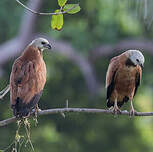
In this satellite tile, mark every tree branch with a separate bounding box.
[0,85,10,99]
[16,0,79,16]
[89,39,153,62]
[0,0,99,95]
[1,108,153,127]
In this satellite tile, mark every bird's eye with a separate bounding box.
[41,42,46,45]
[136,59,139,62]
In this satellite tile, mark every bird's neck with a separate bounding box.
[120,53,136,68]
[21,46,43,61]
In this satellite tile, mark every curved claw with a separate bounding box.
[129,109,137,117]
[112,106,121,116]
[129,100,136,117]
[34,105,41,117]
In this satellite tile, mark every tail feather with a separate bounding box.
[106,99,114,108]
[106,96,129,108]
[11,91,42,118]
[11,97,31,117]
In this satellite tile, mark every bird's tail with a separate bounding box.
[11,91,43,118]
[11,97,30,118]
[106,96,129,108]
[106,99,114,108]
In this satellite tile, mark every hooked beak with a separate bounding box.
[44,43,52,49]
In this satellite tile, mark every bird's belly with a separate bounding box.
[115,80,135,95]
[115,70,136,95]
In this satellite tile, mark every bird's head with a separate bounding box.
[127,50,145,68]
[30,37,52,51]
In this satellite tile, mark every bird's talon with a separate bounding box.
[112,107,121,116]
[129,109,136,117]
[34,109,38,118]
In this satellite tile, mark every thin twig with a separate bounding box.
[16,0,79,16]
[66,99,69,108]
[24,118,35,152]
[0,85,10,99]
[1,108,153,127]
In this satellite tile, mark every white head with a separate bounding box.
[127,50,145,68]
[30,37,51,51]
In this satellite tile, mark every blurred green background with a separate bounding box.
[1,0,153,151]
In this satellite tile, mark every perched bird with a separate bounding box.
[10,38,51,117]
[105,50,144,116]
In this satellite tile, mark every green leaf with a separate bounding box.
[63,4,81,14]
[58,0,67,7]
[51,10,63,31]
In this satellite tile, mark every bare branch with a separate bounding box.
[0,116,16,127]
[0,85,10,99]
[16,0,79,16]
[89,39,153,62]
[1,108,153,127]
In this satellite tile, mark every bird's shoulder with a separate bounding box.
[109,53,126,67]
[106,53,129,87]
[106,56,119,88]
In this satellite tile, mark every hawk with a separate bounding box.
[10,38,51,117]
[105,50,144,116]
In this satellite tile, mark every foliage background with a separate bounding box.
[0,0,153,151]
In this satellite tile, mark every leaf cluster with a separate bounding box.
[51,0,81,30]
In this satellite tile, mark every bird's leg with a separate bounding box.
[112,99,121,115]
[33,104,41,125]
[34,104,41,116]
[129,100,136,117]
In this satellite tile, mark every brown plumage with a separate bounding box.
[10,38,51,117]
[106,50,144,115]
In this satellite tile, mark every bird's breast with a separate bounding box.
[115,66,137,94]
[36,59,46,90]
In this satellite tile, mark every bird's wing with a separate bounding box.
[106,56,119,100]
[10,59,37,105]
[134,66,142,96]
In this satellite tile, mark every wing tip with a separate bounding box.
[11,91,43,118]
[11,102,30,118]
[106,99,114,108]
[106,96,129,108]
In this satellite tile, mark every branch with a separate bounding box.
[0,0,98,94]
[16,0,79,16]
[0,85,10,99]
[1,108,153,127]
[89,39,153,62]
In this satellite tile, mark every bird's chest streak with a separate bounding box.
[115,66,136,94]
